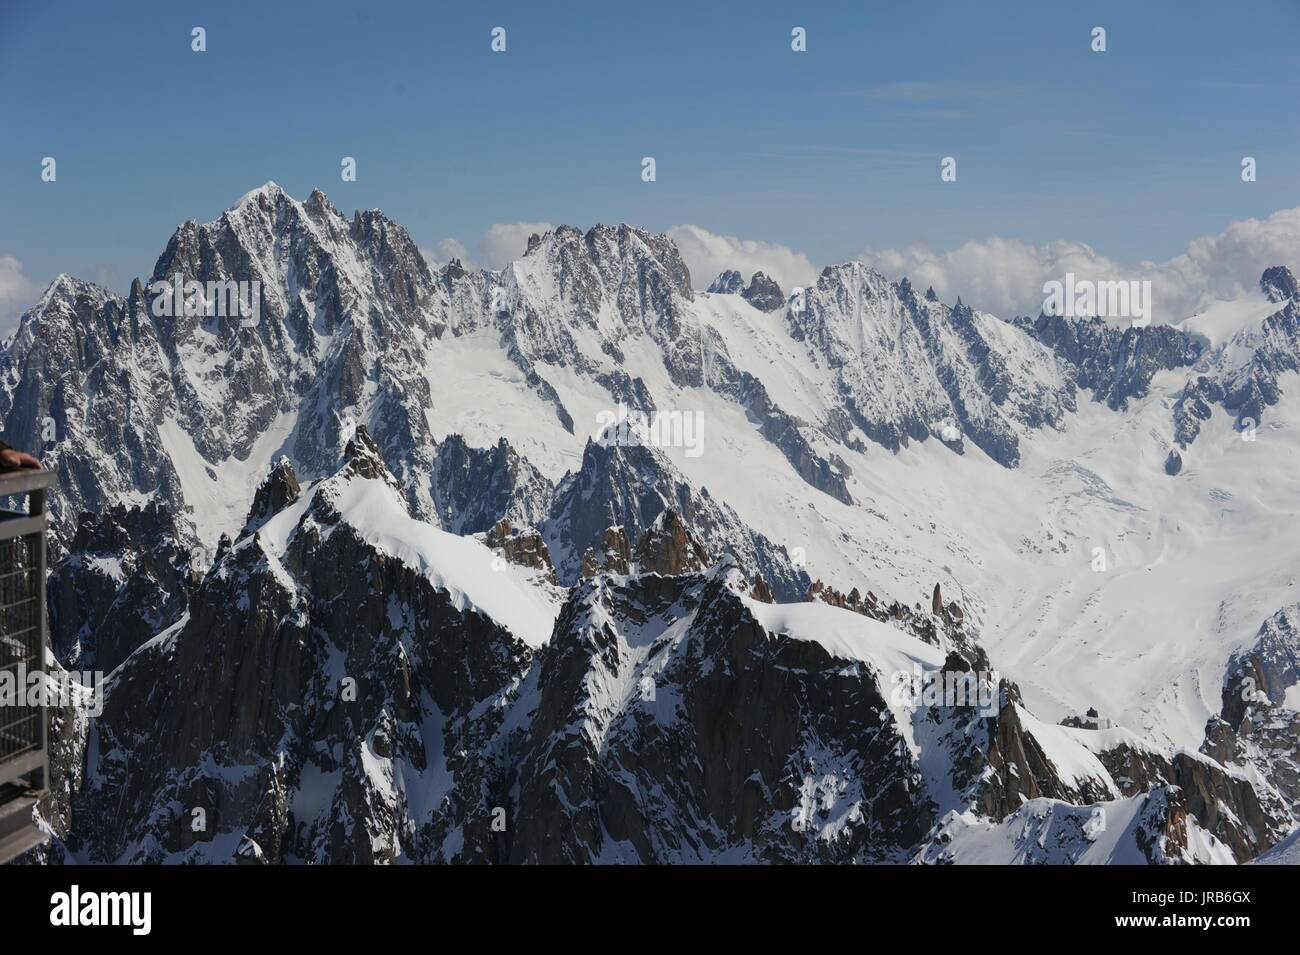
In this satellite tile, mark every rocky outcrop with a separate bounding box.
[741,271,784,312]
[1172,375,1225,446]
[430,434,554,534]
[483,518,555,581]
[1198,604,1300,831]
[580,525,631,577]
[242,457,301,537]
[804,579,968,650]
[974,688,1114,819]
[31,495,1291,865]
[47,500,195,673]
[1219,603,1300,732]
[1090,740,1290,862]
[633,509,709,576]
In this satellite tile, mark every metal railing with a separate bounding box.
[0,467,55,863]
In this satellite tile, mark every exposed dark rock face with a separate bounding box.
[706,268,787,312]
[1200,603,1300,831]
[0,185,451,545]
[633,508,710,576]
[242,457,301,537]
[707,270,744,294]
[749,575,774,603]
[580,525,631,577]
[1019,312,1204,411]
[1164,449,1182,475]
[1132,786,1203,864]
[12,186,1300,867]
[728,371,854,504]
[0,276,189,552]
[741,271,784,312]
[1261,265,1299,303]
[40,442,537,864]
[1090,742,1288,862]
[47,501,195,673]
[1215,298,1300,432]
[483,519,555,581]
[1221,605,1300,731]
[507,568,929,862]
[430,434,554,534]
[31,497,1289,865]
[974,689,1113,819]
[1172,375,1225,446]
[442,257,468,283]
[1202,714,1299,827]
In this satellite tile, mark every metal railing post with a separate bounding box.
[0,467,57,862]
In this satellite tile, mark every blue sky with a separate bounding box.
[2,0,1299,320]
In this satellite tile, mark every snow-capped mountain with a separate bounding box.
[8,184,1300,864]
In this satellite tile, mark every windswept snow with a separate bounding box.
[255,474,561,648]
[329,477,561,647]
[159,412,298,546]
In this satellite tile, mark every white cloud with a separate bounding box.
[856,207,1300,324]
[420,238,474,270]
[0,255,39,337]
[480,222,553,271]
[666,225,818,294]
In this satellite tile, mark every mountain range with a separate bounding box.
[7,183,1300,864]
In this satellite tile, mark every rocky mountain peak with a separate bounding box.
[443,257,467,281]
[741,271,784,312]
[707,269,744,294]
[242,457,302,537]
[341,424,396,485]
[633,508,710,576]
[231,180,288,212]
[521,221,695,307]
[1260,265,1299,303]
[430,433,554,534]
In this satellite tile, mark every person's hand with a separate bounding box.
[0,448,42,470]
